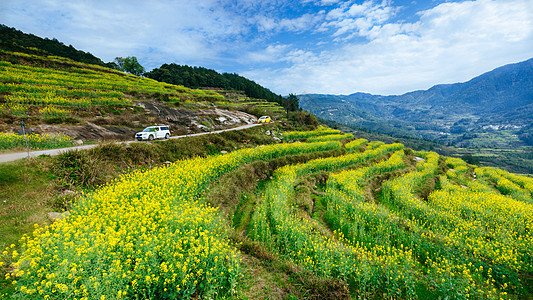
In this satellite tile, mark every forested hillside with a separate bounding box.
[145,63,297,110]
[0,25,104,66]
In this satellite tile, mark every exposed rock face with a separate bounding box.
[33,123,138,142]
[13,101,258,142]
[135,101,257,133]
[195,108,256,126]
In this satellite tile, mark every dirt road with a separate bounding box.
[0,123,261,163]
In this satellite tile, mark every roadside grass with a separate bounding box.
[0,157,58,297]
[0,158,57,249]
[52,124,280,189]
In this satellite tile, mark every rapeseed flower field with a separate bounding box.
[5,131,533,299]
[6,141,340,299]
[2,86,532,298]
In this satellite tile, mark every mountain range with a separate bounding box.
[299,58,533,147]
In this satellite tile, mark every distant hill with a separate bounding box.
[0,24,105,66]
[299,58,533,147]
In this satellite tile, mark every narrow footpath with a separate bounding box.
[0,123,261,163]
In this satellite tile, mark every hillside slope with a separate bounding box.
[0,47,288,150]
[2,128,532,299]
[1,26,532,300]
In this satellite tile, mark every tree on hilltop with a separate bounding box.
[283,93,300,115]
[113,56,145,76]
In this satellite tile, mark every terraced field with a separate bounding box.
[0,49,287,151]
[234,97,287,120]
[4,127,532,299]
[0,53,224,107]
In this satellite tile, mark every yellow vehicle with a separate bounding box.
[257,116,271,124]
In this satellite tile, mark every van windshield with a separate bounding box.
[142,127,157,132]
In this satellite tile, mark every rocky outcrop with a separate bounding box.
[135,101,257,133]
[12,101,258,142]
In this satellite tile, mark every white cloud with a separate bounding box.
[255,13,323,33]
[4,0,264,71]
[347,1,374,16]
[255,16,278,32]
[322,0,397,40]
[2,0,532,96]
[302,0,342,6]
[320,0,342,5]
[248,0,533,95]
[417,0,532,43]
[245,44,291,63]
[279,13,323,32]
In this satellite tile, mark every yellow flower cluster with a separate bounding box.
[381,151,440,217]
[8,140,341,299]
[249,143,405,289]
[0,103,28,116]
[0,132,73,151]
[5,121,531,298]
[0,60,223,109]
[6,92,118,108]
[476,166,533,203]
[344,138,368,152]
[429,182,533,272]
[1,82,123,100]
[39,105,70,119]
[307,133,354,143]
[326,150,407,230]
[444,156,471,185]
[283,125,341,140]
[321,150,428,297]
[366,140,385,150]
[325,150,523,297]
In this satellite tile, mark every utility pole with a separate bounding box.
[21,120,30,159]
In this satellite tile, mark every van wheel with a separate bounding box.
[165,133,170,139]
[148,135,154,141]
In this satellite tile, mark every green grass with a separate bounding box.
[0,158,60,297]
[0,158,58,250]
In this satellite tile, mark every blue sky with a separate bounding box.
[2,0,532,95]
